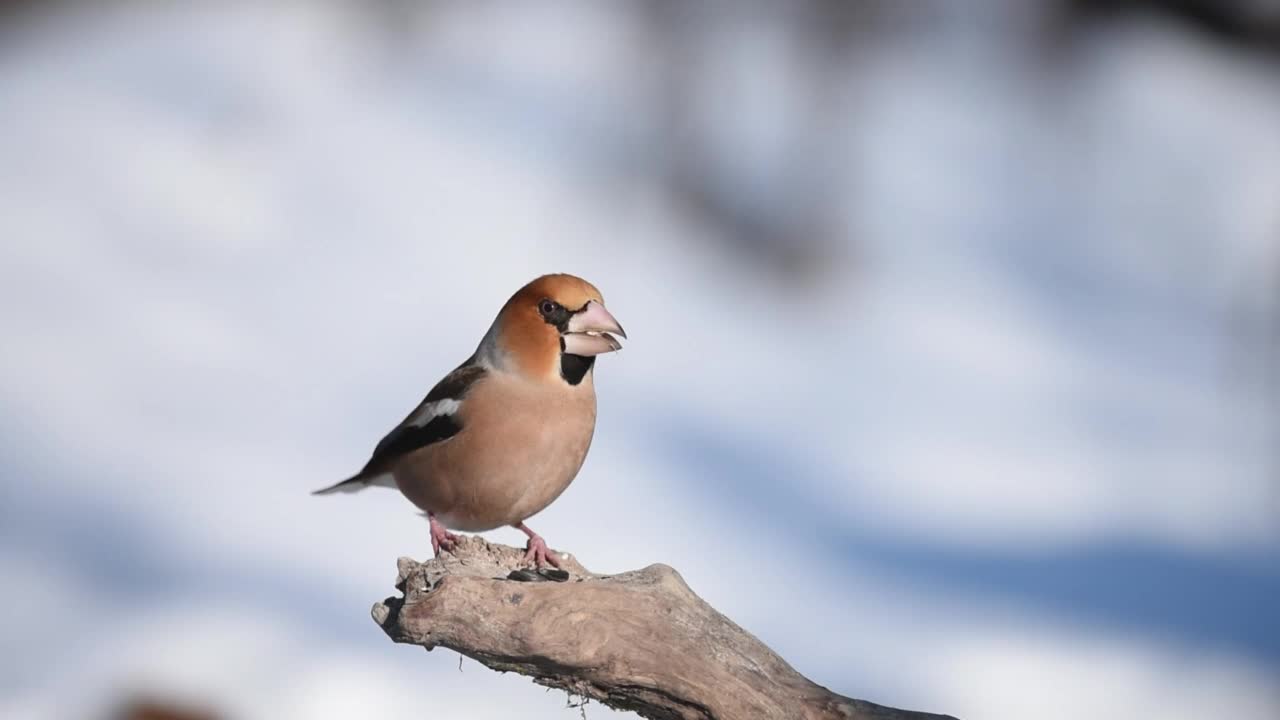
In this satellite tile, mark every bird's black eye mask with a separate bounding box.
[537,298,580,333]
[540,298,596,385]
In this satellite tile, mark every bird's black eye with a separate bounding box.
[539,299,557,316]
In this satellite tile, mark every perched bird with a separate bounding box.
[313,274,625,568]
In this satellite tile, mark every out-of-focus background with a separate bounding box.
[2,1,1278,718]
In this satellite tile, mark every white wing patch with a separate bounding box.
[406,398,462,427]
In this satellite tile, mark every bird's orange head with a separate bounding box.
[485,274,626,383]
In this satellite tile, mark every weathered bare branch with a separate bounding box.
[371,536,956,720]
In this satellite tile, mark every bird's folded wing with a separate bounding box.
[312,360,488,494]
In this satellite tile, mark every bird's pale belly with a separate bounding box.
[391,382,596,531]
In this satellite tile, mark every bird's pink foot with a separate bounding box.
[514,522,561,568]
[522,535,562,569]
[428,514,460,557]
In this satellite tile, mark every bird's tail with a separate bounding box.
[311,472,395,496]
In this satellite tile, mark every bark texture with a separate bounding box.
[372,536,956,720]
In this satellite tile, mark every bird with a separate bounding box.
[313,273,626,568]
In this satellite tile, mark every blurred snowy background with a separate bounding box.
[2,1,1278,719]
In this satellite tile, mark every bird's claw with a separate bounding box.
[521,534,562,569]
[428,515,460,557]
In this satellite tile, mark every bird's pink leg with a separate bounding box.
[428,513,460,557]
[514,522,561,568]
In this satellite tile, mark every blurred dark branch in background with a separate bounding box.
[374,537,957,720]
[1071,0,1280,55]
[637,0,889,278]
[111,698,219,720]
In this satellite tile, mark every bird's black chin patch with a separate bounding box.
[559,353,594,385]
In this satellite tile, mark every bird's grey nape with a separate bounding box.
[473,317,510,372]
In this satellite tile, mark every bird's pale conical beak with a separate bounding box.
[563,300,626,356]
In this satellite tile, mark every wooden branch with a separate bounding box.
[371,536,956,720]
